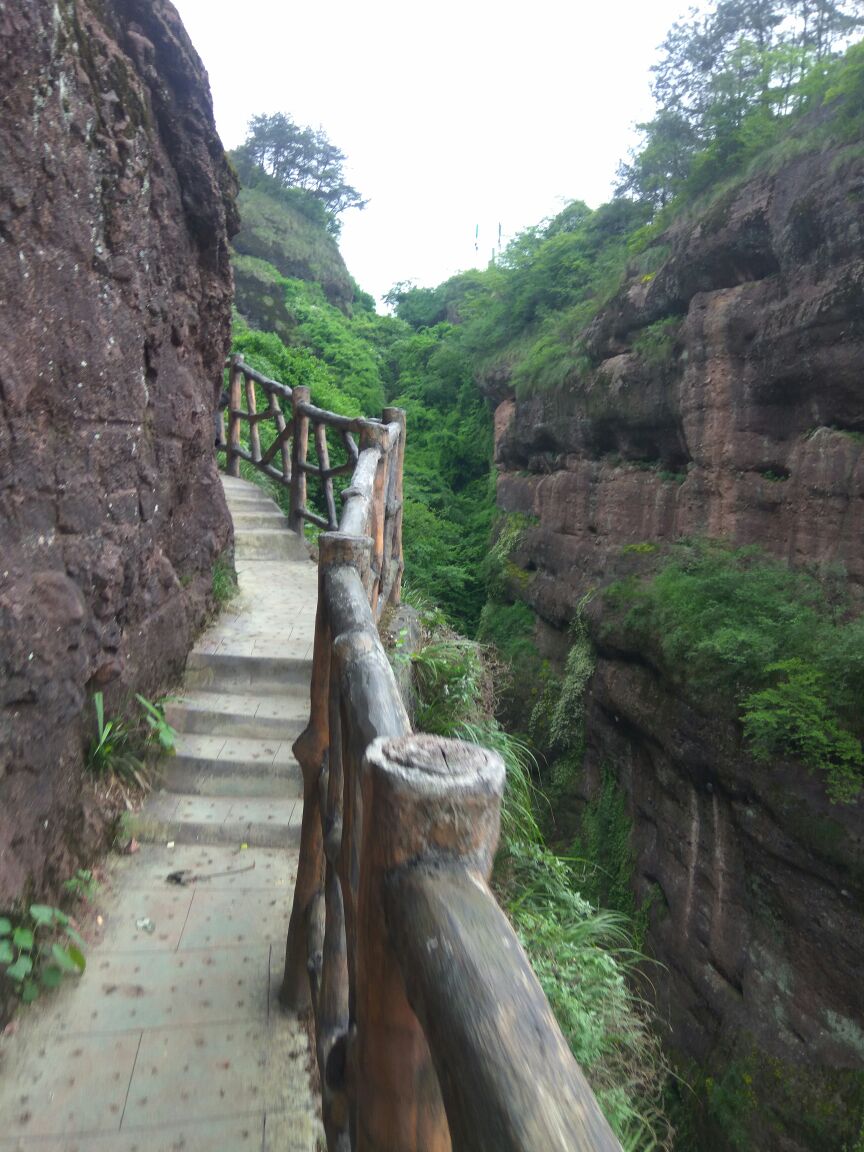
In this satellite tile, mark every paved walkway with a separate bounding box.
[0,476,323,1151]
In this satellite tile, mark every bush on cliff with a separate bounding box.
[604,541,864,802]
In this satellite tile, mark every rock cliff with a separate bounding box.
[493,141,864,1147]
[0,0,237,902]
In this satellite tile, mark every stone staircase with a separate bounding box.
[132,475,318,850]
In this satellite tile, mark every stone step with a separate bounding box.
[234,528,308,562]
[171,732,302,771]
[184,650,312,695]
[165,692,307,740]
[130,792,302,849]
[225,492,280,509]
[231,511,290,530]
[163,766,300,799]
[160,733,303,798]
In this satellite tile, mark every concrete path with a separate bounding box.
[0,476,323,1151]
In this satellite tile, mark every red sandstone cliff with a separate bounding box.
[0,0,238,902]
[492,142,864,1147]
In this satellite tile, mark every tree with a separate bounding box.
[617,111,700,207]
[617,0,864,210]
[234,113,367,229]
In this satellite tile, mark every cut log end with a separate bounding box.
[365,734,505,801]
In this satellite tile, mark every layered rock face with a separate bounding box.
[494,143,864,1145]
[0,0,237,902]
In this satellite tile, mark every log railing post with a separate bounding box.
[227,354,243,478]
[352,735,505,1152]
[381,407,406,610]
[269,391,291,482]
[281,533,331,1010]
[315,422,338,530]
[290,385,311,533]
[246,372,262,463]
[358,423,389,614]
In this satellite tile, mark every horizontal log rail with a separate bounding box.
[276,355,621,1149]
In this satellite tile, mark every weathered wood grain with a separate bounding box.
[227,355,242,478]
[290,385,311,534]
[387,868,623,1152]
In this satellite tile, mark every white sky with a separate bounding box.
[172,0,688,305]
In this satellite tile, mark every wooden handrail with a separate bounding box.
[386,867,621,1152]
[273,353,621,1149]
[222,352,618,1150]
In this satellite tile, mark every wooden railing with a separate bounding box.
[223,354,400,541]
[273,368,622,1150]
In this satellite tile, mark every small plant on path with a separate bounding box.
[0,906,86,1004]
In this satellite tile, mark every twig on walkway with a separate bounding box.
[165,861,257,886]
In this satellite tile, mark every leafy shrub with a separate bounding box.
[63,870,98,903]
[136,694,177,755]
[87,692,141,781]
[1,905,85,1004]
[411,636,490,734]
[478,599,537,666]
[631,316,682,367]
[87,693,177,784]
[549,617,595,754]
[481,513,537,602]
[212,555,238,606]
[743,660,863,803]
[574,766,639,924]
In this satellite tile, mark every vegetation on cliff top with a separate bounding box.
[386,10,864,403]
[233,112,367,231]
[619,0,864,208]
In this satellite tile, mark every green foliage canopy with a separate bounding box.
[618,0,864,207]
[234,112,367,231]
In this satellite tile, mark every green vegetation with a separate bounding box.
[631,316,682,367]
[619,0,864,210]
[86,692,176,784]
[604,541,864,802]
[379,7,864,417]
[136,694,177,755]
[233,112,367,230]
[231,181,354,309]
[230,243,493,630]
[405,613,672,1150]
[62,869,98,904]
[575,767,640,925]
[668,1045,864,1151]
[0,905,86,1004]
[212,554,238,606]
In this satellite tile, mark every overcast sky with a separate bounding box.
[172,0,688,305]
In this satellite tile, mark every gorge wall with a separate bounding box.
[493,143,864,1147]
[0,0,237,903]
